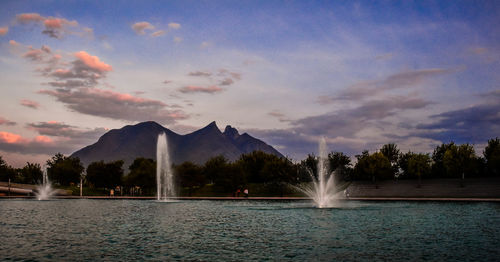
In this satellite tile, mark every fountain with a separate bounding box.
[35,165,55,200]
[296,137,346,208]
[156,132,175,201]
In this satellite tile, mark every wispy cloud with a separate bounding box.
[188,71,212,77]
[151,30,166,37]
[16,13,90,39]
[178,85,223,94]
[415,91,500,144]
[168,22,181,29]
[0,26,8,36]
[39,88,188,124]
[0,117,16,126]
[131,21,155,35]
[318,68,455,103]
[20,99,40,109]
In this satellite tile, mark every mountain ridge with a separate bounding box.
[71,121,284,169]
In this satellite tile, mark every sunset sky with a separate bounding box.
[0,0,499,167]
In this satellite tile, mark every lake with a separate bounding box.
[0,200,499,261]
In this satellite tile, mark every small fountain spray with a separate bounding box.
[36,165,55,200]
[157,132,175,201]
[296,137,344,208]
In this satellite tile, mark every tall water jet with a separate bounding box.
[296,137,345,208]
[157,132,175,200]
[36,165,55,200]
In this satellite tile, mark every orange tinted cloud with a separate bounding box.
[74,51,112,72]
[34,136,53,143]
[16,13,44,23]
[20,99,40,109]
[0,26,8,36]
[0,132,28,144]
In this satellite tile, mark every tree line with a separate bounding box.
[1,138,499,195]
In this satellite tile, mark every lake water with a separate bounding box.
[0,200,499,261]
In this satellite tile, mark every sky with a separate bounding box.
[0,0,499,167]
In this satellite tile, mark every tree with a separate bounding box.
[484,137,500,177]
[328,152,353,181]
[443,143,477,185]
[212,162,245,193]
[125,158,156,194]
[432,142,455,178]
[86,160,124,188]
[261,157,296,196]
[175,161,205,196]
[0,156,17,182]
[297,154,318,182]
[407,153,431,187]
[354,152,392,186]
[19,162,43,184]
[46,153,84,186]
[237,151,271,183]
[380,143,400,178]
[203,155,228,184]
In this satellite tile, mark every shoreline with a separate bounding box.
[1,195,500,202]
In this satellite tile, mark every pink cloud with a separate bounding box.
[0,132,28,144]
[0,117,16,126]
[131,21,155,35]
[23,49,45,61]
[151,30,166,37]
[0,26,8,36]
[74,51,112,72]
[16,13,44,23]
[168,22,181,29]
[44,17,77,28]
[34,136,53,143]
[20,99,40,109]
[178,85,223,94]
[16,13,89,39]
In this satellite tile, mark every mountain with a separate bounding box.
[71,121,284,169]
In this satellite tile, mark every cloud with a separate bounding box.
[173,36,183,43]
[320,68,454,103]
[40,50,112,88]
[39,87,188,124]
[20,99,40,109]
[131,21,155,35]
[247,95,434,160]
[0,26,8,36]
[219,78,234,86]
[27,121,106,141]
[74,51,112,72]
[16,13,87,39]
[16,13,44,23]
[268,111,291,122]
[178,85,223,94]
[163,80,172,84]
[168,22,181,29]
[218,69,241,80]
[415,98,500,144]
[0,131,66,155]
[0,117,16,126]
[200,41,212,48]
[188,71,212,77]
[151,30,166,37]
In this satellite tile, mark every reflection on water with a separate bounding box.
[0,200,499,261]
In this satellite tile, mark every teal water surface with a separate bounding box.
[0,200,499,261]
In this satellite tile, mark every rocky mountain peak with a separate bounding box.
[223,125,239,140]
